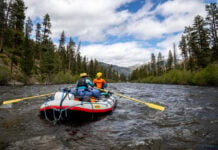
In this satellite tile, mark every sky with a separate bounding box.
[23,0,216,67]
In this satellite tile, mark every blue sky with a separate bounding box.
[24,0,213,67]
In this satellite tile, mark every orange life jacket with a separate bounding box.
[93,78,106,89]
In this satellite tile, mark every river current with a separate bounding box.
[0,83,218,150]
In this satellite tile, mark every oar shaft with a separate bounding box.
[95,87,165,111]
[114,92,165,111]
[2,92,55,105]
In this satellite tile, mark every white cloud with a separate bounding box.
[81,42,151,67]
[108,0,206,40]
[23,0,208,67]
[156,0,207,32]
[24,0,132,41]
[155,0,206,17]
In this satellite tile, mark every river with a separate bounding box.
[0,83,218,150]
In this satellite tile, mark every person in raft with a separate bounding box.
[93,72,107,89]
[74,73,100,101]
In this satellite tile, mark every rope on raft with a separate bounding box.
[43,103,96,124]
[43,95,96,124]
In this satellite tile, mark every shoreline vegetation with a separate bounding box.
[0,55,121,85]
[1,63,218,86]
[0,64,119,85]
[131,64,218,86]
[0,63,218,86]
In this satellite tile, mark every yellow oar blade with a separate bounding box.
[2,92,55,105]
[144,102,165,111]
[95,88,165,111]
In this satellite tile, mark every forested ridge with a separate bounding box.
[0,0,126,85]
[131,3,218,86]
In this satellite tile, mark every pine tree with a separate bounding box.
[66,37,76,73]
[25,17,32,38]
[93,59,99,76]
[35,23,41,43]
[58,31,67,72]
[0,0,6,51]
[167,50,173,70]
[192,15,210,68]
[74,41,82,74]
[9,0,26,31]
[107,65,113,79]
[119,73,126,81]
[21,37,34,83]
[7,0,26,74]
[77,41,81,54]
[88,59,94,78]
[42,13,51,42]
[179,35,188,70]
[184,26,196,71]
[173,43,177,68]
[76,52,82,74]
[40,40,55,82]
[40,13,54,82]
[81,56,87,73]
[35,22,41,60]
[151,53,156,76]
[131,68,139,80]
[2,0,13,48]
[157,52,163,75]
[205,3,218,61]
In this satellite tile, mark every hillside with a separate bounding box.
[99,62,131,77]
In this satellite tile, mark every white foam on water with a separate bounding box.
[0,103,12,109]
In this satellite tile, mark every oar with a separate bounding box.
[96,88,165,111]
[1,92,55,105]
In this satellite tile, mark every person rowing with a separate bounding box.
[93,72,107,89]
[74,73,100,101]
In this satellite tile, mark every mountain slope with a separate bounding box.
[99,62,131,77]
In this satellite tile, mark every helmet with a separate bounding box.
[80,73,88,77]
[96,72,102,78]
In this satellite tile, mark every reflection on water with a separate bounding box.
[0,83,218,149]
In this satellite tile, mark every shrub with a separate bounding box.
[0,66,11,85]
[53,71,75,84]
[134,64,218,86]
[204,64,218,86]
[141,70,193,85]
[192,69,207,85]
[193,64,218,86]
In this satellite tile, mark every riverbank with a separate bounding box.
[1,53,218,87]
[131,64,218,86]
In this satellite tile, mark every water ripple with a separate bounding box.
[0,83,218,149]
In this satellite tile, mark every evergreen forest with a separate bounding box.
[131,3,218,86]
[0,0,126,85]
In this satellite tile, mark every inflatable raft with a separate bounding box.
[39,89,117,121]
